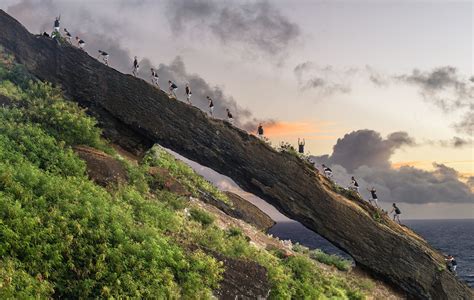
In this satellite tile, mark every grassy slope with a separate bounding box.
[0,52,383,299]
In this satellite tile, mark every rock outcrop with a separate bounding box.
[1,10,471,299]
[74,146,128,187]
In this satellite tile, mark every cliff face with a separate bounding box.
[0,10,471,299]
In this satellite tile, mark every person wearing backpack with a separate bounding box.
[97,50,109,66]
[390,203,402,224]
[168,80,178,98]
[367,187,380,208]
[150,68,160,88]
[132,56,139,77]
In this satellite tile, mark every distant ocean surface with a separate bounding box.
[269,219,474,288]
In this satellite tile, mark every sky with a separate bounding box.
[1,0,472,218]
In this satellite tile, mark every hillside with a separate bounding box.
[0,52,406,298]
[0,9,472,299]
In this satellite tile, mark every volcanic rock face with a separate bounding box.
[0,10,471,299]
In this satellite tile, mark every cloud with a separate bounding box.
[394,66,474,113]
[311,130,473,204]
[263,121,336,140]
[166,0,300,59]
[435,136,472,148]
[293,62,354,96]
[314,129,415,173]
[453,108,473,136]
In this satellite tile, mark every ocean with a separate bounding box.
[269,219,474,288]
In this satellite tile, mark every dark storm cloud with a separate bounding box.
[314,130,415,172]
[166,0,300,58]
[311,130,473,204]
[394,66,474,112]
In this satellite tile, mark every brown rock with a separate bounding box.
[147,167,190,196]
[225,191,275,232]
[73,145,127,187]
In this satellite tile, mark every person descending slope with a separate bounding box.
[97,50,109,66]
[53,16,60,32]
[226,108,234,125]
[350,176,360,194]
[207,96,214,116]
[257,123,264,139]
[168,80,178,98]
[390,203,402,224]
[132,56,139,77]
[298,138,305,154]
[367,187,379,208]
[150,68,160,88]
[63,28,72,43]
[185,84,192,105]
[322,164,332,178]
[75,37,85,50]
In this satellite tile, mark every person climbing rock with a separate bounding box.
[97,50,109,66]
[75,37,85,50]
[257,123,264,139]
[390,203,401,224]
[226,108,234,125]
[168,80,178,99]
[185,84,192,104]
[63,28,72,43]
[445,255,457,274]
[132,56,139,77]
[322,164,332,178]
[298,138,305,154]
[367,187,380,208]
[350,176,360,194]
[150,68,160,88]
[207,96,214,116]
[53,16,60,32]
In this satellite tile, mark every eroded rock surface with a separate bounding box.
[1,10,471,299]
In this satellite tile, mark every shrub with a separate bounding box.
[189,208,215,227]
[310,249,352,271]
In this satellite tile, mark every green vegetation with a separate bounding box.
[143,146,230,204]
[0,53,374,299]
[310,250,352,271]
[189,208,215,227]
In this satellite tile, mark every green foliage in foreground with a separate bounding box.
[310,250,352,271]
[0,72,222,298]
[0,56,371,299]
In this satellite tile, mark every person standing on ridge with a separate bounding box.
[390,203,402,224]
[185,84,192,104]
[150,68,160,88]
[63,28,72,43]
[257,123,264,139]
[97,50,109,66]
[207,96,214,116]
[350,176,360,194]
[168,80,178,98]
[132,56,139,77]
[367,187,380,208]
[53,16,60,32]
[75,37,85,50]
[226,109,234,125]
[298,138,305,154]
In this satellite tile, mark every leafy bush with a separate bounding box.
[310,249,352,271]
[190,208,215,227]
[143,146,230,204]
